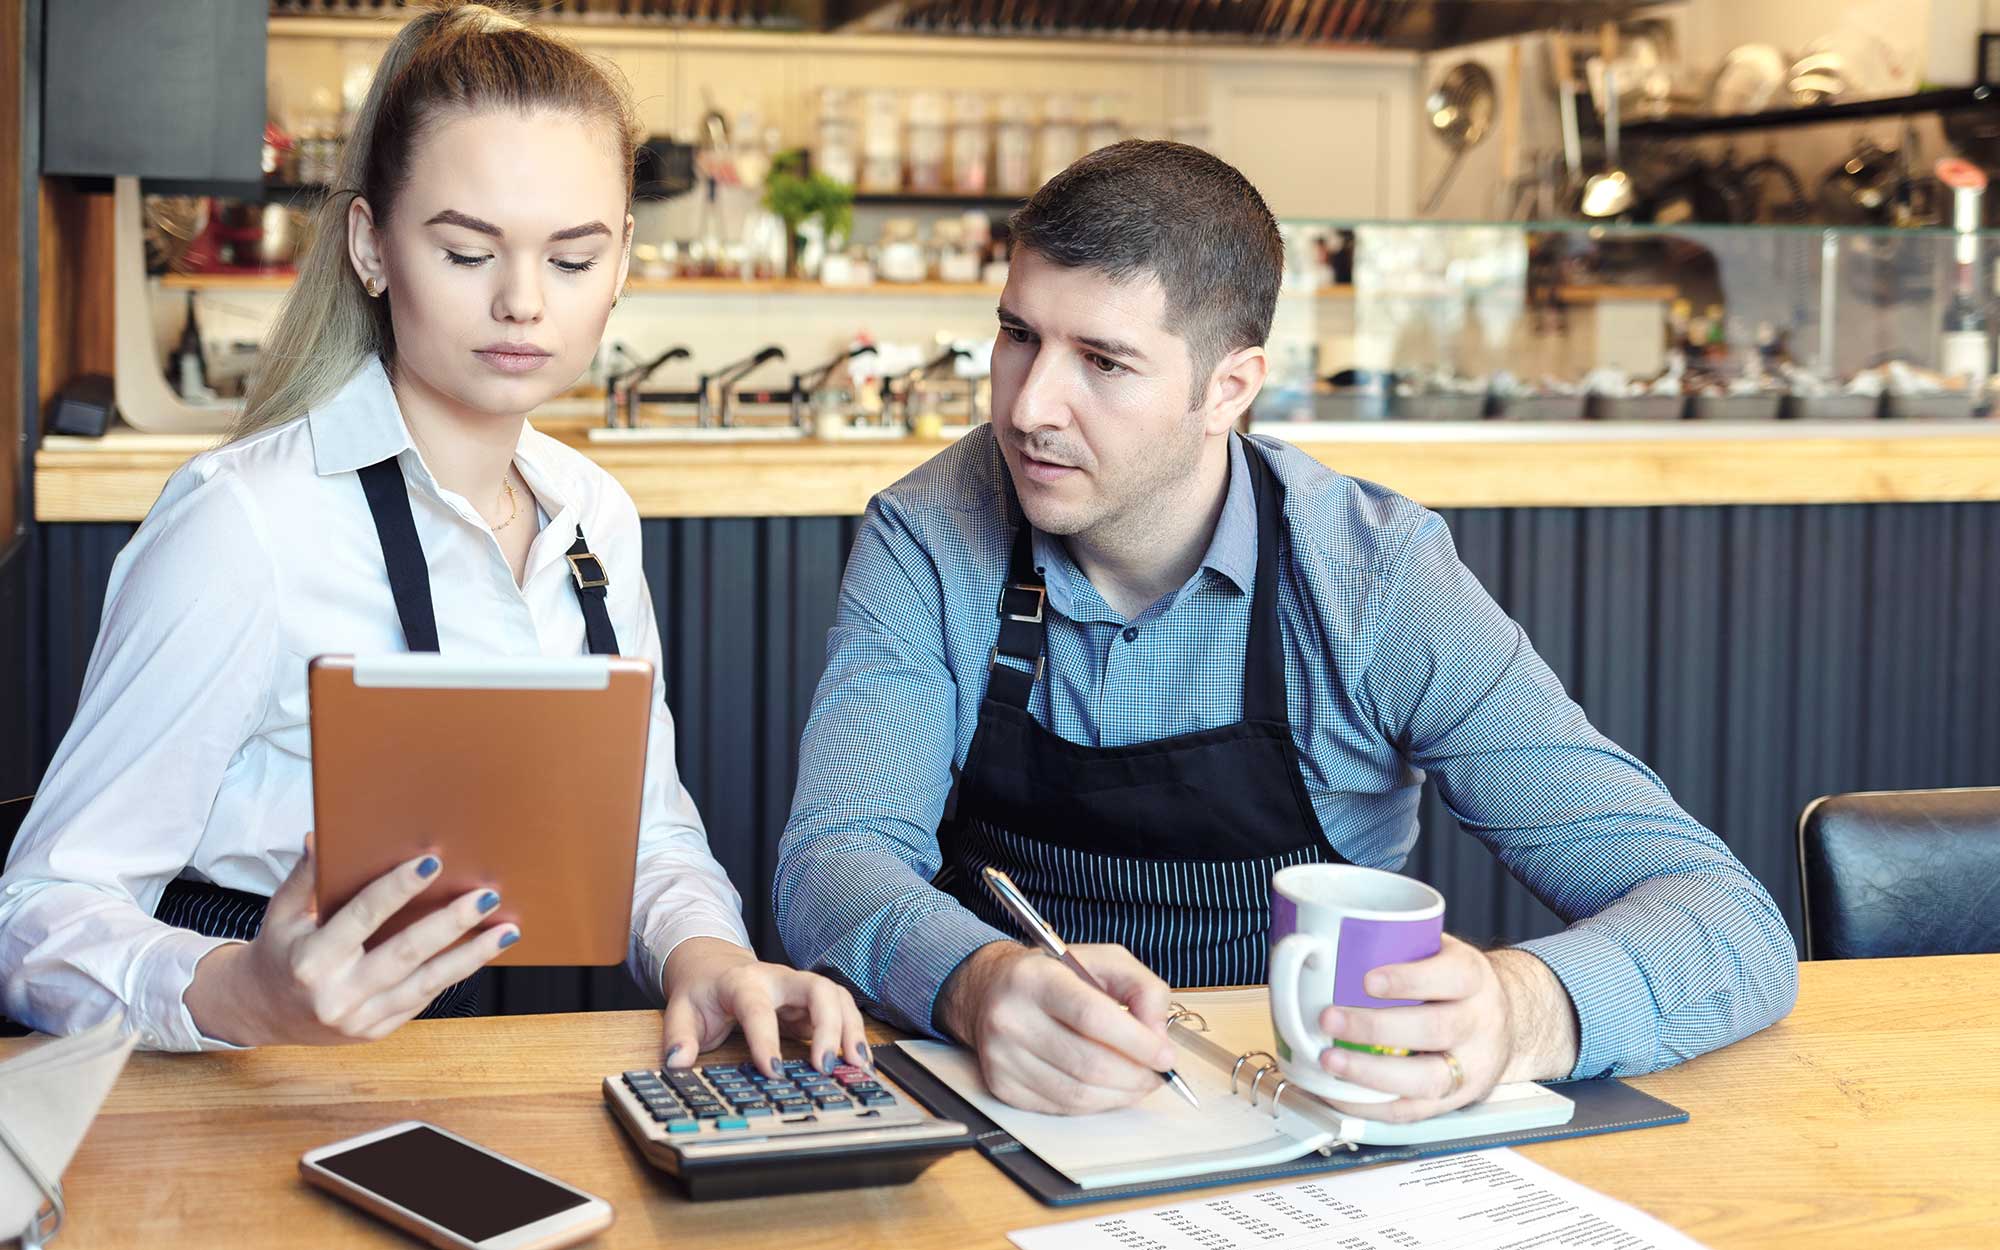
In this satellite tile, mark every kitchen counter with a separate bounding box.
[33,420,2000,522]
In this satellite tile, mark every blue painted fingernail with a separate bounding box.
[416,856,440,878]
[498,928,520,948]
[665,1044,685,1065]
[478,890,501,913]
[857,1041,872,1068]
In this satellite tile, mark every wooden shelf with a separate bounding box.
[155,272,1005,297]
[37,425,2000,522]
[154,273,1671,304]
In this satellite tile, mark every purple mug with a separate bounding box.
[1268,864,1445,1103]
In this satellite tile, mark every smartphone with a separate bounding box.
[301,1121,614,1250]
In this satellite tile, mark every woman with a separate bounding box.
[0,2,868,1076]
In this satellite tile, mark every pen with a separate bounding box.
[980,866,1201,1109]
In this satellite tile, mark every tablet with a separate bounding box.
[308,654,655,967]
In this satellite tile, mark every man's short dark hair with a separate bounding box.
[1008,140,1284,394]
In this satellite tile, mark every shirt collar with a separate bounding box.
[1030,432,1258,623]
[307,356,415,477]
[306,355,563,505]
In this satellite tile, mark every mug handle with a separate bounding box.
[1270,931,1338,1061]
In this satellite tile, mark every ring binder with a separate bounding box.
[0,1114,65,1248]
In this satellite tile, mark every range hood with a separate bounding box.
[271,0,1676,50]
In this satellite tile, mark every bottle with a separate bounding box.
[1940,274,1990,399]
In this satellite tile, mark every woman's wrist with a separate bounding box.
[184,941,259,1047]
[659,935,754,997]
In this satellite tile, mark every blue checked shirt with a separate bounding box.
[775,428,1799,1080]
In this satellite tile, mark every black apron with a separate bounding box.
[936,442,1343,990]
[153,455,621,1020]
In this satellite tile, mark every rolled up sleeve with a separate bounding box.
[774,495,1010,1036]
[1361,513,1799,1078]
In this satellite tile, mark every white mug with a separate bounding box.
[1267,863,1445,1104]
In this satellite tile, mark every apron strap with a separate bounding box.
[564,528,621,656]
[356,457,622,656]
[987,520,1047,709]
[357,457,441,653]
[1240,440,1289,724]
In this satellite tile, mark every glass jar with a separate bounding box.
[816,88,858,188]
[994,93,1035,197]
[1037,94,1081,187]
[907,91,949,194]
[949,92,990,194]
[1083,95,1122,155]
[859,89,903,194]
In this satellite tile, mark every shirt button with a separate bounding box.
[1122,627,1139,642]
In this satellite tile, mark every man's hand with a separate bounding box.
[1309,935,1579,1124]
[938,941,1176,1115]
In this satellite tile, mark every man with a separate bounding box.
[775,141,1798,1121]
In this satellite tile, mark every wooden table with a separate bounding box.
[18,954,1997,1249]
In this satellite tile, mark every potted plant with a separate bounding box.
[762,149,854,280]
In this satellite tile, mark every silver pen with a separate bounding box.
[980,866,1201,1109]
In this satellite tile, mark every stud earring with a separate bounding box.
[364,277,383,298]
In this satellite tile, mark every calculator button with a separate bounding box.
[692,1106,727,1119]
[625,1070,662,1085]
[666,1120,701,1135]
[651,1107,691,1123]
[703,1064,741,1077]
[858,1092,896,1107]
[843,1080,883,1093]
[715,1117,751,1131]
[739,1105,774,1117]
[814,1096,852,1110]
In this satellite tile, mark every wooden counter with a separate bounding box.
[34,421,2000,522]
[13,954,1998,1249]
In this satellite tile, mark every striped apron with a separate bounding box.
[153,454,623,1020]
[935,442,1340,989]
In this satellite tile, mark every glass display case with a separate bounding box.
[1253,220,2000,423]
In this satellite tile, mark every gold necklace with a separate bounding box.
[492,474,520,532]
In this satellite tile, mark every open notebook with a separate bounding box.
[881,986,1688,1204]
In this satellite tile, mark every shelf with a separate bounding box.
[155,273,1670,303]
[156,272,1006,297]
[1623,85,1998,139]
[853,192,1025,210]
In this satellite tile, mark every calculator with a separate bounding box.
[602,1055,973,1200]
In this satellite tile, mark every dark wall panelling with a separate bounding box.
[33,502,2000,1017]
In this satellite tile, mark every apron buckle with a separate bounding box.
[987,644,1045,682]
[567,550,609,590]
[998,582,1045,624]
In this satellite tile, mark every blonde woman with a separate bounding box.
[0,2,869,1075]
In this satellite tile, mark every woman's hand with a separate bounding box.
[185,834,517,1046]
[659,937,870,1077]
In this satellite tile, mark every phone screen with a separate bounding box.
[314,1125,590,1243]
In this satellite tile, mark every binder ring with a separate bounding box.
[1232,1050,1276,1096]
[1265,1077,1292,1118]
[1165,1003,1209,1032]
[1249,1059,1282,1107]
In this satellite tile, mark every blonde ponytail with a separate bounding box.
[232,2,638,441]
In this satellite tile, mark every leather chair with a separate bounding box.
[1797,787,2000,960]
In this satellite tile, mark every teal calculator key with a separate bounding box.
[715,1117,750,1130]
[665,1120,700,1135]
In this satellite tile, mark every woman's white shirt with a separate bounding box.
[0,358,751,1049]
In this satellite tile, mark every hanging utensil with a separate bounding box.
[1419,61,1496,213]
[1551,30,1583,188]
[1580,25,1636,219]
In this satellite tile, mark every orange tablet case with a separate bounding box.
[307,655,655,967]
